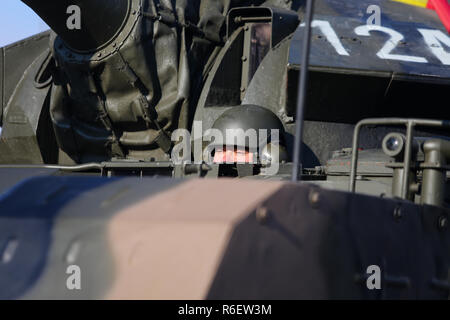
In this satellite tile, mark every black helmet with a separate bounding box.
[211,104,286,152]
[209,105,287,165]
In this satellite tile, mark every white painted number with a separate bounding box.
[299,19,450,67]
[301,20,350,56]
[418,28,450,65]
[354,25,428,63]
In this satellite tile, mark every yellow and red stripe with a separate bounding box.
[392,0,433,8]
[392,0,450,32]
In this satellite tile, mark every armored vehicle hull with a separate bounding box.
[0,0,449,299]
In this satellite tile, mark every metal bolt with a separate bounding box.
[438,216,448,230]
[1,237,19,264]
[309,190,320,208]
[201,163,211,172]
[65,240,81,264]
[256,206,269,224]
[393,206,402,221]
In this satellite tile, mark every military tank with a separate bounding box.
[0,0,448,299]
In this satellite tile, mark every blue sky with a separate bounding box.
[0,1,46,133]
[0,0,49,47]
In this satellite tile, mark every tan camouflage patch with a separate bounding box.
[106,179,283,299]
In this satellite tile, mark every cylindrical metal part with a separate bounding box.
[401,122,414,199]
[382,132,417,200]
[292,0,315,182]
[22,0,131,52]
[392,168,404,199]
[421,139,450,207]
[391,168,415,200]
